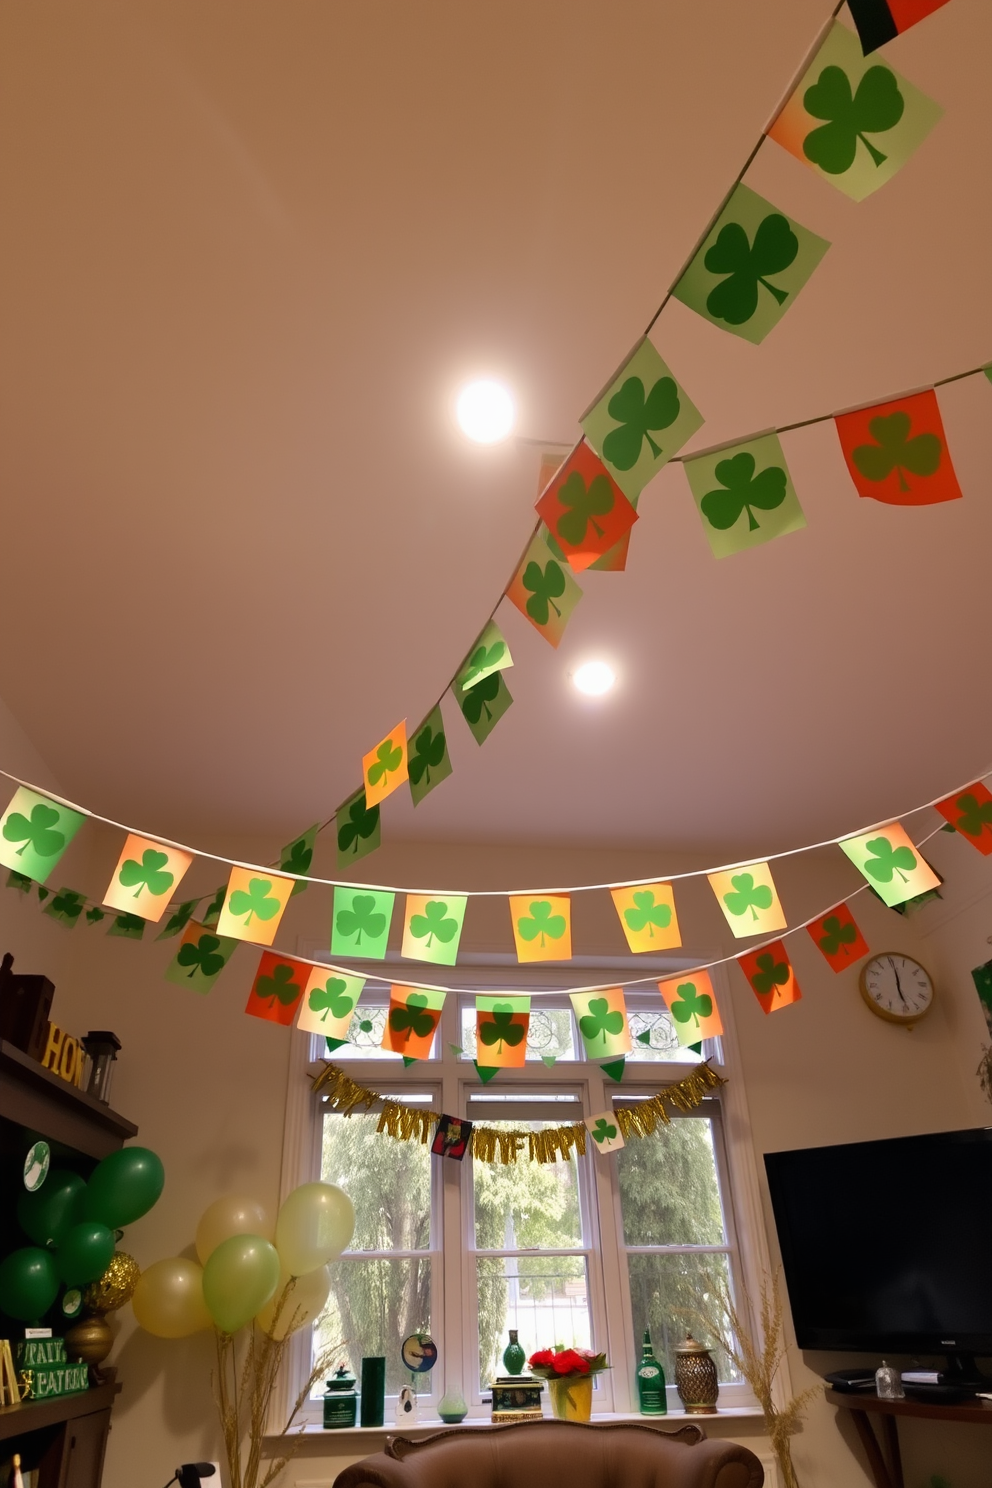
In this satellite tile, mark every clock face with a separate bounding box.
[861,954,934,1023]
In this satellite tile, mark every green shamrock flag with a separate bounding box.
[453,668,513,746]
[108,912,146,941]
[401,893,467,967]
[0,787,86,884]
[44,887,86,929]
[767,21,942,202]
[456,620,514,691]
[672,184,829,344]
[331,885,395,961]
[165,921,238,993]
[297,968,366,1038]
[407,706,453,807]
[505,531,583,649]
[6,869,34,894]
[157,898,199,940]
[280,823,319,897]
[839,824,940,908]
[581,337,704,500]
[476,995,531,1068]
[584,1112,625,1155]
[335,788,381,870]
[684,433,806,558]
[569,989,631,1059]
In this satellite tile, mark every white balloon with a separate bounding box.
[195,1195,272,1266]
[275,1183,354,1275]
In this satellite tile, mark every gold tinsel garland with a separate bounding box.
[310,1060,726,1165]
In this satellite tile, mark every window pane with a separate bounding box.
[473,1124,583,1250]
[316,1256,432,1396]
[616,1117,726,1246]
[460,1005,576,1062]
[321,1112,431,1251]
[626,1250,740,1383]
[626,1009,709,1063]
[478,1256,590,1386]
[323,1001,437,1059]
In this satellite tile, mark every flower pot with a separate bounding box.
[547,1374,592,1421]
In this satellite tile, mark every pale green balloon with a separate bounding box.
[274,1183,354,1276]
[202,1234,280,1334]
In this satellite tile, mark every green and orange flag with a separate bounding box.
[103,834,193,922]
[581,337,704,501]
[839,823,941,907]
[807,902,870,971]
[381,984,445,1060]
[672,184,829,344]
[476,995,530,1069]
[737,941,802,1014]
[570,988,631,1060]
[245,951,307,1027]
[658,972,723,1048]
[835,389,961,505]
[296,968,365,1040]
[684,433,806,559]
[0,787,86,885]
[164,920,238,994]
[535,441,638,572]
[216,867,295,946]
[401,893,467,966]
[708,862,787,938]
[362,721,409,809]
[848,0,951,54]
[610,882,681,953]
[767,21,941,200]
[935,783,992,856]
[509,894,572,963]
[505,530,583,649]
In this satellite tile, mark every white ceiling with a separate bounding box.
[0,0,989,858]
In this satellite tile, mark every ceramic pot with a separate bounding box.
[547,1373,593,1421]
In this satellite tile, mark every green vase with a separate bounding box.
[502,1329,526,1376]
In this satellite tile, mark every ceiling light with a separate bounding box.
[455,379,515,443]
[573,661,616,696]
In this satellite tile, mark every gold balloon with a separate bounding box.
[84,1251,141,1314]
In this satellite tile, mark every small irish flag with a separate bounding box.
[847,0,952,54]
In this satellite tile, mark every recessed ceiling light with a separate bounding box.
[455,379,515,443]
[573,661,616,696]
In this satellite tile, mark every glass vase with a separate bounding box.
[547,1374,593,1421]
[502,1330,526,1376]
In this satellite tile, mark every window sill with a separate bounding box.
[265,1407,766,1444]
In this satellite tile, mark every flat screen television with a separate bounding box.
[764,1127,992,1376]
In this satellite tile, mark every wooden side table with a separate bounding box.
[825,1387,992,1488]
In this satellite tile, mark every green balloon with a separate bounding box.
[0,1247,59,1322]
[17,1170,86,1247]
[55,1222,115,1286]
[83,1147,165,1229]
[202,1234,280,1335]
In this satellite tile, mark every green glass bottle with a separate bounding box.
[636,1329,667,1414]
[502,1329,526,1376]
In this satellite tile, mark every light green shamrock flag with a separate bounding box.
[297,968,366,1039]
[401,893,467,967]
[0,787,86,884]
[684,432,806,558]
[456,620,513,691]
[839,823,941,908]
[164,920,239,994]
[331,885,395,961]
[407,706,453,807]
[336,788,381,870]
[585,1112,625,1155]
[581,337,704,501]
[280,823,319,897]
[672,184,829,344]
[453,669,513,746]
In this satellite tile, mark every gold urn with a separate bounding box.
[674,1334,719,1414]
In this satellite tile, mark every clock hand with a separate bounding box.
[888,956,908,1007]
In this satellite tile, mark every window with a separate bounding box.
[282,975,761,1422]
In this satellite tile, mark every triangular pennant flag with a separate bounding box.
[453,669,513,745]
[44,888,85,929]
[570,989,632,1059]
[835,389,961,505]
[847,0,951,54]
[476,995,530,1069]
[216,867,294,946]
[509,894,572,963]
[737,941,803,1014]
[456,620,513,691]
[504,530,583,649]
[600,1057,626,1083]
[610,882,681,952]
[807,903,870,971]
[839,823,940,907]
[297,968,365,1039]
[684,433,806,559]
[362,721,409,809]
[581,337,704,500]
[541,1054,558,1068]
[658,971,724,1047]
[157,898,199,940]
[474,1062,500,1084]
[585,1112,624,1154]
[336,787,381,870]
[245,952,308,1026]
[767,20,941,200]
[104,834,194,923]
[164,920,238,993]
[36,885,49,901]
[0,787,86,885]
[280,823,319,896]
[707,862,787,938]
[6,870,33,894]
[671,183,829,344]
[935,783,992,855]
[408,706,453,806]
[331,885,395,960]
[535,441,638,572]
[325,1036,349,1053]
[381,985,445,1060]
[403,1055,418,1068]
[402,893,467,967]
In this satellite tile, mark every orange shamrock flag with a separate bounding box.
[610,882,681,953]
[658,971,723,1048]
[737,941,802,1014]
[935,782,992,856]
[362,721,409,809]
[535,441,637,572]
[104,834,193,922]
[509,895,572,963]
[245,952,307,1027]
[381,985,445,1061]
[835,389,961,506]
[807,903,869,972]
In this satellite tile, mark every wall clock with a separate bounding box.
[859,953,934,1028]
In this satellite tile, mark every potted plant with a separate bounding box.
[527,1346,608,1422]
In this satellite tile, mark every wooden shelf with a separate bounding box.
[0,1380,121,1443]
[0,1040,137,1159]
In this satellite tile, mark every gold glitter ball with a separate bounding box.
[84,1251,141,1313]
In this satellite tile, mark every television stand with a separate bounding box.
[825,1387,992,1488]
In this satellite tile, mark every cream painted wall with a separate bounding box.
[2,808,991,1487]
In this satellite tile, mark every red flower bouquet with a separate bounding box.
[528,1345,608,1379]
